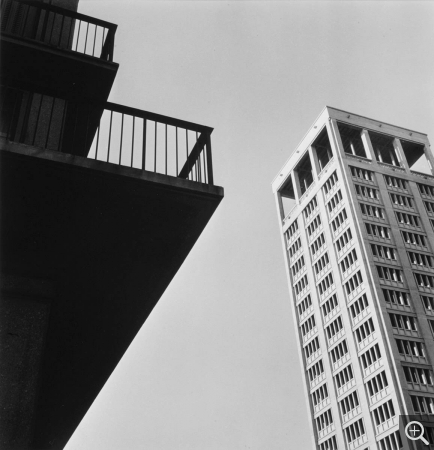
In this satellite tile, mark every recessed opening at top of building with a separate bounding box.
[296,152,314,196]
[312,128,333,172]
[279,174,296,218]
[369,131,401,167]
[400,140,432,175]
[337,123,367,159]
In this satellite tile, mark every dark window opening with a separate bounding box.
[296,152,314,196]
[337,123,367,158]
[401,140,432,175]
[369,131,400,166]
[280,175,296,218]
[313,128,333,171]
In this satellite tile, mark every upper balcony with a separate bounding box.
[1,0,118,102]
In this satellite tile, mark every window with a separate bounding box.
[349,294,369,320]
[323,171,338,196]
[336,228,353,252]
[365,223,390,239]
[389,313,417,332]
[354,318,375,343]
[404,366,433,386]
[331,208,348,232]
[316,409,333,433]
[411,395,434,414]
[372,400,395,427]
[289,237,302,257]
[360,203,384,219]
[345,270,363,296]
[335,365,354,390]
[376,266,403,283]
[308,359,324,382]
[291,255,305,277]
[326,316,344,340]
[313,128,334,172]
[360,343,381,369]
[319,435,338,450]
[396,339,425,358]
[378,431,402,450]
[322,294,339,319]
[366,371,388,397]
[396,212,420,227]
[350,166,373,181]
[304,336,320,359]
[318,273,334,296]
[390,193,413,208]
[303,196,318,219]
[294,274,309,296]
[297,294,312,318]
[382,289,410,306]
[307,214,322,237]
[327,189,343,214]
[311,233,326,256]
[422,295,434,312]
[314,253,330,277]
[401,140,432,175]
[344,418,365,444]
[401,231,427,247]
[408,251,434,268]
[338,123,367,158]
[424,200,434,214]
[312,383,329,407]
[371,244,396,261]
[285,220,298,243]
[385,175,407,190]
[415,273,434,289]
[355,184,380,200]
[340,390,359,416]
[330,340,349,364]
[340,248,358,273]
[301,315,316,337]
[418,183,434,198]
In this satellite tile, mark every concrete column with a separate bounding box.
[393,139,410,172]
[309,146,320,179]
[361,130,375,162]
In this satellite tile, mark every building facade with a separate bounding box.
[0,1,223,449]
[272,107,434,450]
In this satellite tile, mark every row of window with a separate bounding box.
[344,270,363,296]
[418,183,434,198]
[323,171,339,196]
[360,203,384,219]
[340,248,358,274]
[376,265,403,283]
[307,214,322,237]
[350,166,373,182]
[288,237,302,257]
[294,274,309,296]
[291,255,305,277]
[404,366,433,386]
[349,294,369,320]
[396,338,425,358]
[326,316,343,341]
[396,211,420,227]
[327,189,343,214]
[305,336,320,359]
[285,219,298,243]
[355,184,379,200]
[318,273,334,296]
[330,340,348,364]
[385,175,407,190]
[372,399,395,427]
[366,370,388,397]
[301,314,316,337]
[408,251,433,268]
[330,208,348,233]
[354,318,375,344]
[297,294,312,318]
[308,359,324,382]
[390,192,413,208]
[371,244,396,260]
[322,294,339,319]
[415,273,434,289]
[311,233,326,256]
[336,228,353,252]
[304,196,318,219]
[314,252,330,276]
[389,313,417,332]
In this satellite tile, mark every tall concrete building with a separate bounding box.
[272,107,434,450]
[0,1,223,449]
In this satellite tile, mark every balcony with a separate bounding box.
[1,1,118,102]
[0,86,214,184]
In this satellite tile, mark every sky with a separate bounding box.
[66,1,434,449]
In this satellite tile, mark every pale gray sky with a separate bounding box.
[66,1,434,449]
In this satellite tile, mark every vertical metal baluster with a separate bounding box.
[75,20,81,51]
[32,94,44,146]
[101,27,105,57]
[119,113,124,165]
[107,110,113,162]
[58,14,65,47]
[142,118,147,170]
[45,96,56,148]
[203,139,207,184]
[175,127,178,176]
[154,121,157,173]
[195,132,199,181]
[84,21,89,54]
[186,130,189,180]
[67,16,74,49]
[92,25,97,57]
[95,115,101,160]
[205,132,213,185]
[131,116,135,167]
[58,100,68,152]
[49,13,56,45]
[165,124,167,175]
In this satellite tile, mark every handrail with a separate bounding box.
[0,86,214,185]
[1,0,117,61]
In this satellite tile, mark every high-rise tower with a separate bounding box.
[272,107,434,450]
[0,1,224,449]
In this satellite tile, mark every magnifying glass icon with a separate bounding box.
[405,421,429,446]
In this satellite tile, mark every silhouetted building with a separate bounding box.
[0,1,224,449]
[273,107,434,450]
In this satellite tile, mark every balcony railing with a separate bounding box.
[0,86,214,185]
[1,0,117,61]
